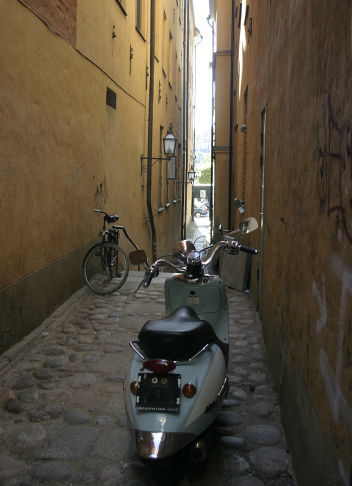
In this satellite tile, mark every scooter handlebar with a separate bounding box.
[226,239,259,255]
[143,266,158,288]
[238,244,259,255]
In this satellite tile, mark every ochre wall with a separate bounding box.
[0,0,194,353]
[264,2,352,483]
[213,0,232,235]
[214,0,352,484]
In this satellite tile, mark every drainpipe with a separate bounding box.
[192,34,202,223]
[147,0,157,261]
[207,14,214,242]
[184,0,190,237]
[228,0,235,230]
[181,0,185,240]
[181,0,188,240]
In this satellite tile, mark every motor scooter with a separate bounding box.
[124,218,259,484]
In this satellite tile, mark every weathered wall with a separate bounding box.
[214,0,352,484]
[213,0,232,236]
[24,0,77,45]
[0,0,194,354]
[264,2,352,483]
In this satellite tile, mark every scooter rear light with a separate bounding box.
[130,381,138,395]
[182,383,197,398]
[143,359,176,374]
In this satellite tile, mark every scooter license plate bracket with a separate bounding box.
[136,373,181,413]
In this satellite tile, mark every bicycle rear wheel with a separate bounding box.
[83,243,129,295]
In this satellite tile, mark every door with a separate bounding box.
[258,106,267,320]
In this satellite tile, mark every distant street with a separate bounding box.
[187,216,211,251]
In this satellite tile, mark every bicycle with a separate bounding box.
[83,209,147,295]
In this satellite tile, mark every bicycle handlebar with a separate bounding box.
[94,209,119,224]
[143,270,155,288]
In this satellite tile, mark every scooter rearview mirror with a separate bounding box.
[173,240,196,257]
[129,249,148,265]
[239,217,258,234]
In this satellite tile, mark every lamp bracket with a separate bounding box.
[140,155,172,175]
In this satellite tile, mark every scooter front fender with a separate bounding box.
[133,430,196,459]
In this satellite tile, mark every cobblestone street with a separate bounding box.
[0,269,296,486]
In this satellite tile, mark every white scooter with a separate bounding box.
[124,218,258,484]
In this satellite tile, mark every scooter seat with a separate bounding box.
[138,306,220,361]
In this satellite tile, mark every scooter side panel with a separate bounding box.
[164,277,229,346]
[184,345,226,428]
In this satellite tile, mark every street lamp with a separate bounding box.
[140,124,177,176]
[163,125,177,157]
[188,166,196,183]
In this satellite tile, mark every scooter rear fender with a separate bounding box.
[125,344,227,458]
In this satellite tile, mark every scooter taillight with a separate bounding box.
[142,359,176,373]
[182,383,197,398]
[130,381,138,395]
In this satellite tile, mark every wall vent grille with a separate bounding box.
[106,87,117,109]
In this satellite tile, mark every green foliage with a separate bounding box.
[196,154,212,184]
[198,166,211,184]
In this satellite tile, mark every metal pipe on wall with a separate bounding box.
[208,13,214,242]
[184,0,190,237]
[228,0,235,230]
[147,0,157,261]
[181,0,189,240]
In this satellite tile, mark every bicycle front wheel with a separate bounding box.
[83,243,129,295]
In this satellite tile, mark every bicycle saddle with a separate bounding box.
[104,214,119,223]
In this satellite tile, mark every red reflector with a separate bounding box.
[143,359,176,373]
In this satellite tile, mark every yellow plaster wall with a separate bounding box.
[0,0,195,352]
[213,0,232,232]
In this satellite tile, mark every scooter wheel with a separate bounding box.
[145,451,185,486]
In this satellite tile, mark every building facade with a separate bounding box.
[0,0,195,354]
[211,0,352,484]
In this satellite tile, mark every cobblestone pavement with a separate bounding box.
[0,272,296,486]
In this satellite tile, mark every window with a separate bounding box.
[116,0,126,14]
[175,56,178,101]
[168,32,173,87]
[243,86,248,201]
[177,66,181,104]
[155,0,161,59]
[162,11,168,75]
[176,145,181,199]
[158,126,164,209]
[136,0,145,37]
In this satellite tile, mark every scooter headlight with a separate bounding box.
[182,383,197,398]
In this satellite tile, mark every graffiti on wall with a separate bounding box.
[94,176,108,208]
[313,254,352,485]
[316,93,352,244]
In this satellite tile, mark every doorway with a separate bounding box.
[258,105,267,320]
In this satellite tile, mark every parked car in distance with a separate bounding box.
[194,202,208,218]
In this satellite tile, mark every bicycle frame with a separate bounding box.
[83,209,149,295]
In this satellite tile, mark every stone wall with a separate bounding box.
[213,0,352,484]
